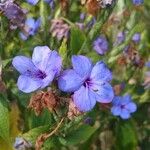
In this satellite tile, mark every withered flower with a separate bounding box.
[113,83,125,95]
[28,91,58,115]
[67,99,82,120]
[50,19,70,40]
[86,0,101,16]
[0,0,26,29]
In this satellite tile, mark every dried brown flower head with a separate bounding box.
[50,19,70,40]
[86,0,101,16]
[60,0,69,14]
[28,91,58,115]
[0,1,26,29]
[67,99,82,120]
[113,83,125,95]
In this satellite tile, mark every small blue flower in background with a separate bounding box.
[44,0,55,9]
[111,94,137,119]
[58,55,114,112]
[114,31,125,46]
[12,46,62,93]
[132,0,144,5]
[26,0,39,5]
[145,61,150,68]
[86,17,96,29]
[80,13,86,21]
[93,36,109,55]
[20,18,41,40]
[132,33,141,43]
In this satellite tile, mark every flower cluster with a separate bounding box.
[111,94,137,119]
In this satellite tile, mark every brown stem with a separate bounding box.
[35,117,65,150]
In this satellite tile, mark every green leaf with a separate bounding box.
[59,38,67,62]
[70,27,86,55]
[23,125,50,144]
[114,121,138,150]
[0,94,10,142]
[65,124,98,145]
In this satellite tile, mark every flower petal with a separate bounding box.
[73,86,96,112]
[122,94,131,105]
[41,71,55,88]
[111,106,121,116]
[27,0,39,5]
[126,102,137,113]
[112,96,122,105]
[32,46,51,71]
[32,46,62,75]
[90,61,112,82]
[17,75,42,93]
[72,55,92,78]
[12,56,36,74]
[93,82,114,103]
[58,69,83,92]
[45,50,62,76]
[120,109,131,119]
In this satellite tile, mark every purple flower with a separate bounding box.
[44,0,55,9]
[26,0,39,5]
[58,55,114,112]
[145,61,150,68]
[20,18,41,40]
[12,46,62,93]
[114,31,125,46]
[111,94,137,119]
[86,17,96,29]
[132,0,144,5]
[132,33,141,43]
[93,36,109,55]
[80,13,86,21]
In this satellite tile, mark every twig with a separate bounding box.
[35,117,65,150]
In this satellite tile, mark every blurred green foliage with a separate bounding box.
[0,0,150,150]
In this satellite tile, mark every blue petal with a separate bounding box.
[126,102,137,113]
[111,106,121,116]
[32,46,62,75]
[41,71,55,88]
[91,82,114,103]
[26,0,39,5]
[32,46,51,71]
[72,55,92,78]
[73,86,96,112]
[45,50,62,76]
[58,69,83,92]
[34,18,41,31]
[90,61,112,82]
[12,56,37,74]
[17,75,42,93]
[19,32,28,41]
[26,18,35,29]
[122,94,131,105]
[112,96,122,105]
[120,109,131,119]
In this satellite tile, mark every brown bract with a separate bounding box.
[28,91,58,116]
[86,0,101,16]
[67,99,82,120]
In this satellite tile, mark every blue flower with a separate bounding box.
[44,0,55,9]
[58,55,114,112]
[145,61,150,68]
[93,36,109,55]
[111,94,137,119]
[26,0,39,5]
[114,31,126,46]
[132,33,141,43]
[20,18,41,40]
[132,0,144,5]
[12,46,62,93]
